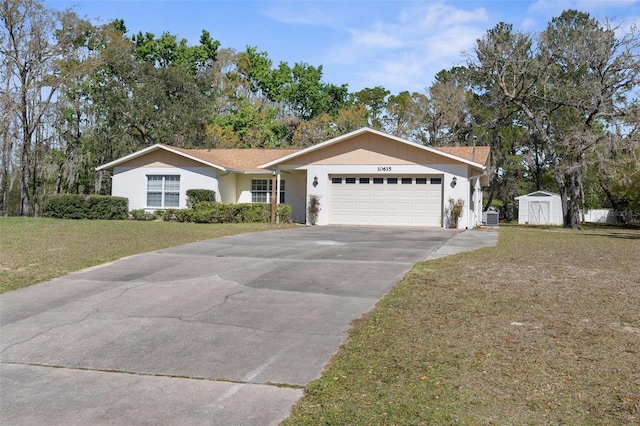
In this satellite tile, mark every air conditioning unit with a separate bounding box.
[483,210,499,226]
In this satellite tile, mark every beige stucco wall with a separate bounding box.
[118,150,209,169]
[287,133,460,166]
[217,173,237,203]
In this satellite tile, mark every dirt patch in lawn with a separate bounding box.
[284,226,640,425]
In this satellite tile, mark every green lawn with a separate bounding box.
[0,217,295,293]
[283,225,640,425]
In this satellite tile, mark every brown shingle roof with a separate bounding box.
[170,144,489,172]
[171,147,299,172]
[433,146,490,165]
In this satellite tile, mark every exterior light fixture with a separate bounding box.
[313,176,318,187]
[450,176,457,188]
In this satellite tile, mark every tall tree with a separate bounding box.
[0,0,82,215]
[426,68,473,146]
[383,91,430,143]
[240,47,349,121]
[470,11,640,229]
[351,86,389,130]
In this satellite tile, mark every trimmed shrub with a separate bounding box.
[276,204,292,223]
[194,201,217,211]
[186,189,216,209]
[42,195,128,220]
[162,209,179,222]
[166,203,291,224]
[130,209,158,221]
[86,196,129,220]
[42,194,86,219]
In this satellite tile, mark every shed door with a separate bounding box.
[529,201,550,224]
[329,176,442,226]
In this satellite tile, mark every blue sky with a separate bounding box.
[48,0,640,94]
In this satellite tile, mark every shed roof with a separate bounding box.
[515,191,560,199]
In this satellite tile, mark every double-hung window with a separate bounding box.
[147,175,180,208]
[251,179,285,203]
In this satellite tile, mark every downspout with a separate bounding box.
[276,170,282,223]
[276,172,281,206]
[216,169,231,203]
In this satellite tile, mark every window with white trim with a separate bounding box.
[251,179,285,203]
[147,175,180,208]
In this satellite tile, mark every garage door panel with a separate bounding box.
[414,203,428,211]
[343,201,357,210]
[400,203,414,211]
[330,175,442,226]
[357,213,372,222]
[385,214,399,223]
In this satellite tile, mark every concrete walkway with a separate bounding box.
[0,226,497,425]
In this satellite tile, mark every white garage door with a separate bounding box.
[329,176,443,226]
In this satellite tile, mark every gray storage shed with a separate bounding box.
[515,191,563,225]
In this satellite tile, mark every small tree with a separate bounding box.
[447,198,465,228]
[307,194,321,225]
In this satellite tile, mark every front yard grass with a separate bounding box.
[0,217,295,293]
[283,226,640,425]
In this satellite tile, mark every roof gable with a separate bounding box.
[261,127,489,169]
[97,144,299,173]
[96,144,228,171]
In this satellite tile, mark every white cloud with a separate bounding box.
[416,3,488,28]
[326,2,488,92]
[521,17,538,30]
[349,27,404,50]
[529,0,572,14]
[576,0,639,10]
[261,2,338,26]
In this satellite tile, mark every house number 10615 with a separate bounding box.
[377,166,392,172]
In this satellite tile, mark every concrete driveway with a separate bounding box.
[0,226,497,425]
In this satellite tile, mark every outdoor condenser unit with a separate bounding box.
[482,210,499,226]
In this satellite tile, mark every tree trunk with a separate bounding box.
[19,129,30,216]
[0,135,11,214]
[566,168,582,229]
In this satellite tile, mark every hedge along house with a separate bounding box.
[97,127,490,228]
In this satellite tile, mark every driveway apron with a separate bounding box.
[1,226,492,425]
